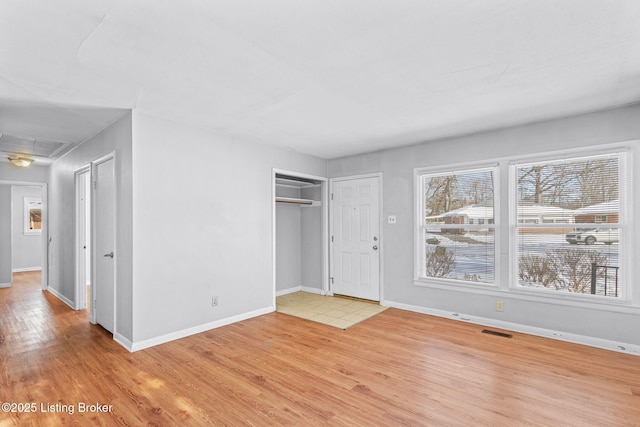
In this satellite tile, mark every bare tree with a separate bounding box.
[518,254,558,288]
[426,246,454,277]
[518,164,580,206]
[518,157,619,209]
[548,248,607,294]
[466,175,494,205]
[519,248,608,294]
[425,175,459,216]
[576,158,619,207]
[425,170,494,216]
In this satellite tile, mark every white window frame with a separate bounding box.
[414,163,500,287]
[508,150,631,303]
[23,197,42,235]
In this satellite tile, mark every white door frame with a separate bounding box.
[90,153,117,330]
[329,173,384,302]
[74,165,91,310]
[272,168,329,305]
[0,180,48,291]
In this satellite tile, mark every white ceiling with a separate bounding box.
[1,0,639,160]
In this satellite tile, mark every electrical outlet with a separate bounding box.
[212,296,218,307]
[496,300,504,312]
[387,215,397,224]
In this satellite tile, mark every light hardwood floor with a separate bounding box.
[1,271,639,426]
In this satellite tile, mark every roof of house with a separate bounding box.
[426,205,494,220]
[576,200,619,214]
[427,204,578,221]
[517,205,577,217]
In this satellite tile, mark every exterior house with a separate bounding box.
[425,204,494,233]
[574,200,619,224]
[427,204,576,233]
[516,205,577,225]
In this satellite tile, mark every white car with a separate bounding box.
[565,228,619,245]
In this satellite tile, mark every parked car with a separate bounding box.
[565,228,619,245]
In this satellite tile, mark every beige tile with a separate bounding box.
[276,292,387,329]
[322,309,349,319]
[327,318,354,329]
[341,313,368,323]
[354,306,384,316]
[308,314,334,324]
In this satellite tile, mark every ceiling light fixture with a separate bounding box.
[8,155,34,167]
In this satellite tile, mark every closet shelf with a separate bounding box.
[275,197,321,207]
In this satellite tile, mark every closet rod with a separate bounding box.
[275,197,314,206]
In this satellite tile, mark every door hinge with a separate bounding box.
[94,180,97,190]
[331,235,334,243]
[331,193,333,200]
[330,277,334,284]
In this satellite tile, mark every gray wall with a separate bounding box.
[275,185,323,293]
[11,185,43,271]
[0,164,49,287]
[48,112,133,340]
[0,163,49,183]
[276,186,301,292]
[131,112,327,344]
[0,185,11,285]
[329,103,640,346]
[301,186,322,290]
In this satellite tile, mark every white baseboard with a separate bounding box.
[114,333,134,352]
[128,306,275,352]
[276,286,301,296]
[301,285,323,295]
[46,287,75,309]
[12,267,42,273]
[0,282,11,288]
[276,285,324,297]
[383,300,640,357]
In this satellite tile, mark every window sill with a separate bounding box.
[413,278,640,315]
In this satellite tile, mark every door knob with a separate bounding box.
[104,252,114,258]
[372,245,378,250]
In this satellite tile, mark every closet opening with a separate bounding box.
[273,170,329,304]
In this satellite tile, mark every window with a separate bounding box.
[513,152,626,299]
[416,166,497,284]
[24,197,42,235]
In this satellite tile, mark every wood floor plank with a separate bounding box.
[1,271,639,426]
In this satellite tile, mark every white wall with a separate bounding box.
[48,112,133,340]
[329,103,640,348]
[0,185,11,285]
[131,112,327,345]
[11,185,43,271]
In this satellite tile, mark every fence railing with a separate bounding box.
[591,263,619,297]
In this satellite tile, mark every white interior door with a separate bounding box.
[75,168,90,310]
[93,157,115,333]
[331,176,380,301]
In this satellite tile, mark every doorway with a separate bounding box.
[74,167,91,311]
[273,169,329,303]
[330,174,382,301]
[0,181,47,291]
[75,155,116,333]
[92,156,116,333]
